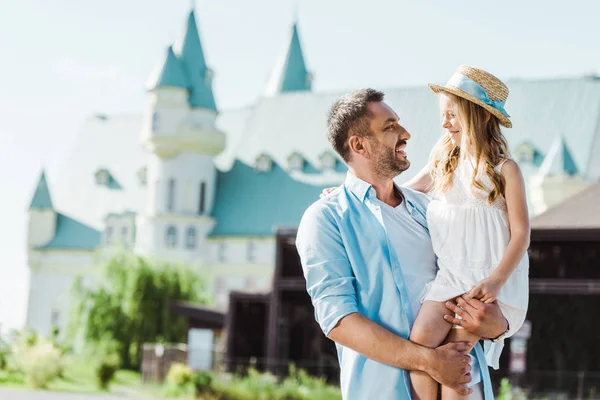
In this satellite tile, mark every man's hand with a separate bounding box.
[425,342,473,396]
[444,296,508,339]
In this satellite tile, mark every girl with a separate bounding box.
[407,65,529,400]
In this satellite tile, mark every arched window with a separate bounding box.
[186,226,197,249]
[167,179,176,212]
[165,226,177,248]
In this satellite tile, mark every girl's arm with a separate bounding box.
[403,164,433,193]
[489,160,530,284]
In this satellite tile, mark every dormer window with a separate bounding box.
[95,169,110,186]
[95,169,122,190]
[288,152,305,172]
[137,167,147,186]
[255,154,273,173]
[516,142,535,163]
[319,151,336,171]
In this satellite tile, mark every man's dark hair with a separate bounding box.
[327,88,385,162]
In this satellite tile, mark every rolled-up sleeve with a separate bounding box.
[296,204,358,336]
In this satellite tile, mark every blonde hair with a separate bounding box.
[430,93,510,204]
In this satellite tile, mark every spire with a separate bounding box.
[179,10,217,111]
[29,171,53,210]
[265,22,312,97]
[151,46,190,90]
[539,135,579,177]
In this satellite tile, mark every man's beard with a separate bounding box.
[369,138,410,179]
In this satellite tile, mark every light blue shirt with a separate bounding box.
[296,172,494,400]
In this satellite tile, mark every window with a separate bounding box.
[152,112,159,131]
[165,226,177,248]
[255,154,272,173]
[105,226,113,244]
[50,309,61,328]
[218,241,227,262]
[167,179,176,212]
[186,226,197,249]
[137,167,147,186]
[319,152,336,170]
[247,240,256,263]
[198,182,206,215]
[95,169,110,186]
[288,152,304,171]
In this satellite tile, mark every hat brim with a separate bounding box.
[428,83,512,128]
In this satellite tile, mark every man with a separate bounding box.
[296,89,509,399]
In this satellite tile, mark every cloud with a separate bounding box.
[52,57,137,88]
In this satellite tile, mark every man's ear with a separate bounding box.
[348,135,368,157]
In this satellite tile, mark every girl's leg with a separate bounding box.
[441,328,480,400]
[409,300,454,400]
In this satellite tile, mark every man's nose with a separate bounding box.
[401,128,412,140]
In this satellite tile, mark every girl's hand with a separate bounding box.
[466,278,504,304]
[320,187,337,198]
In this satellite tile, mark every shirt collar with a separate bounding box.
[345,171,405,203]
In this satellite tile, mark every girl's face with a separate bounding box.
[440,93,463,146]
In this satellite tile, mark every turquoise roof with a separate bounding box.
[267,23,312,95]
[539,135,580,176]
[29,171,53,209]
[210,160,330,236]
[153,46,190,89]
[38,213,101,250]
[179,10,217,111]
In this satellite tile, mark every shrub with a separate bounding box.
[89,339,121,390]
[192,370,213,396]
[14,340,63,389]
[166,362,193,387]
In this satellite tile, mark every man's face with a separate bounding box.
[365,101,412,179]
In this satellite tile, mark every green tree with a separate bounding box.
[71,252,208,370]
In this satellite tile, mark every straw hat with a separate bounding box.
[429,65,512,128]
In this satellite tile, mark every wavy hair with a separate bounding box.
[430,93,510,204]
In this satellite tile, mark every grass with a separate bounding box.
[0,356,162,398]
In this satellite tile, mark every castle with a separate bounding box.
[25,8,600,338]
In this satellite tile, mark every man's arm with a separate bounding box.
[296,204,473,395]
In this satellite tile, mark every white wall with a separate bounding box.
[27,209,56,248]
[26,250,97,338]
[147,152,216,216]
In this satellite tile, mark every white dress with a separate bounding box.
[423,157,529,369]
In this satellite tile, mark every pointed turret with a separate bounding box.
[27,170,56,248]
[265,23,312,96]
[530,135,587,215]
[538,135,579,177]
[150,46,190,90]
[179,10,217,111]
[29,171,53,210]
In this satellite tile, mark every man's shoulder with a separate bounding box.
[302,186,347,221]
[400,186,432,208]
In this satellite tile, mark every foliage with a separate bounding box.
[12,339,63,389]
[70,252,208,369]
[193,370,214,396]
[186,366,342,400]
[167,362,194,387]
[90,339,121,390]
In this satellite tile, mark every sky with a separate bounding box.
[1,0,599,333]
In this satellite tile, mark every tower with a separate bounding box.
[264,22,313,96]
[27,171,56,248]
[136,9,225,261]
